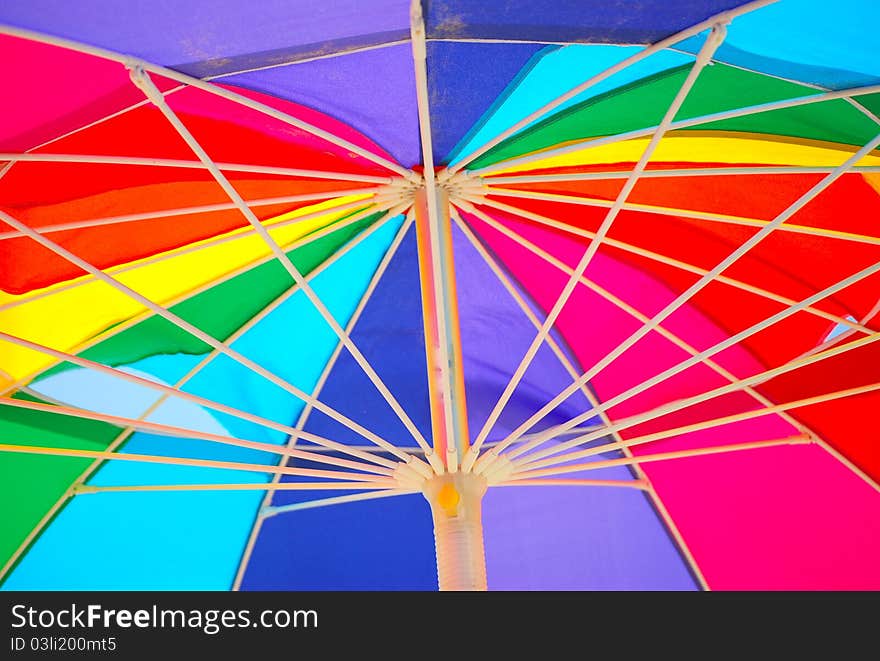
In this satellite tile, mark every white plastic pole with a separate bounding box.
[422,472,489,591]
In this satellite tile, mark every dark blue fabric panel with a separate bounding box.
[428,41,545,163]
[240,494,436,590]
[424,0,753,44]
[291,225,432,453]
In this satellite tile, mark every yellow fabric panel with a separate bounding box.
[0,195,372,386]
[489,132,880,174]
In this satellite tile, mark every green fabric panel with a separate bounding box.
[38,212,381,379]
[0,391,122,573]
[853,92,880,120]
[471,63,877,169]
[470,65,688,169]
[687,98,880,147]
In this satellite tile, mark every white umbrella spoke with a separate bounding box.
[463,26,729,468]
[470,129,880,473]
[462,198,870,335]
[0,208,430,472]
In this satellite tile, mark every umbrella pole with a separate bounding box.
[422,473,489,591]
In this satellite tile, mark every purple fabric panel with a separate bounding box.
[0,1,409,72]
[452,223,596,442]
[483,477,698,590]
[452,224,696,589]
[218,44,419,167]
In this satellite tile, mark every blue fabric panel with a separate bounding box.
[291,224,432,456]
[29,355,202,421]
[424,0,753,43]
[240,494,436,590]
[6,370,268,589]
[0,1,410,74]
[218,43,420,167]
[180,216,404,446]
[677,0,880,89]
[2,220,402,590]
[3,489,264,590]
[448,46,692,167]
[427,41,544,164]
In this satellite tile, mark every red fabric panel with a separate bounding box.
[757,340,880,484]
[0,65,395,293]
[0,177,362,294]
[483,173,880,367]
[496,165,821,219]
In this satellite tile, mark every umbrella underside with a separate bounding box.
[1,0,879,590]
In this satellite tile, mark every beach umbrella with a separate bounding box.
[1,0,879,591]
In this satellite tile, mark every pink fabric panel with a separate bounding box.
[167,83,398,169]
[0,35,145,151]
[466,207,880,589]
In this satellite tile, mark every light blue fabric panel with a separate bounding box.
[448,46,692,166]
[3,219,403,590]
[677,0,880,89]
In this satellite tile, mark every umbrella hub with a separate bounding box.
[394,168,485,206]
[422,472,489,591]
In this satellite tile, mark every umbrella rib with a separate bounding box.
[0,189,381,241]
[0,212,412,585]
[451,208,606,415]
[260,489,416,520]
[512,378,880,477]
[128,67,432,459]
[510,330,880,473]
[484,165,880,185]
[469,128,880,473]
[0,202,393,389]
[0,198,381,315]
[461,198,870,334]
[846,97,880,126]
[795,298,880,362]
[453,205,728,582]
[499,256,880,468]
[0,209,430,471]
[494,479,649,489]
[463,27,727,470]
[461,208,845,449]
[202,38,412,81]
[411,0,467,473]
[483,186,880,249]
[510,435,812,480]
[446,0,777,174]
[0,25,415,180]
[0,443,393,482]
[0,205,395,402]
[0,84,187,187]
[0,152,394,185]
[230,215,416,590]
[0,332,401,474]
[0,203,394,402]
[451,207,711,587]
[0,211,403,587]
[0,397,396,480]
[73,482,400,494]
[471,82,880,176]
[16,84,188,157]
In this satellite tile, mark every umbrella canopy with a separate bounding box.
[1,0,879,591]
